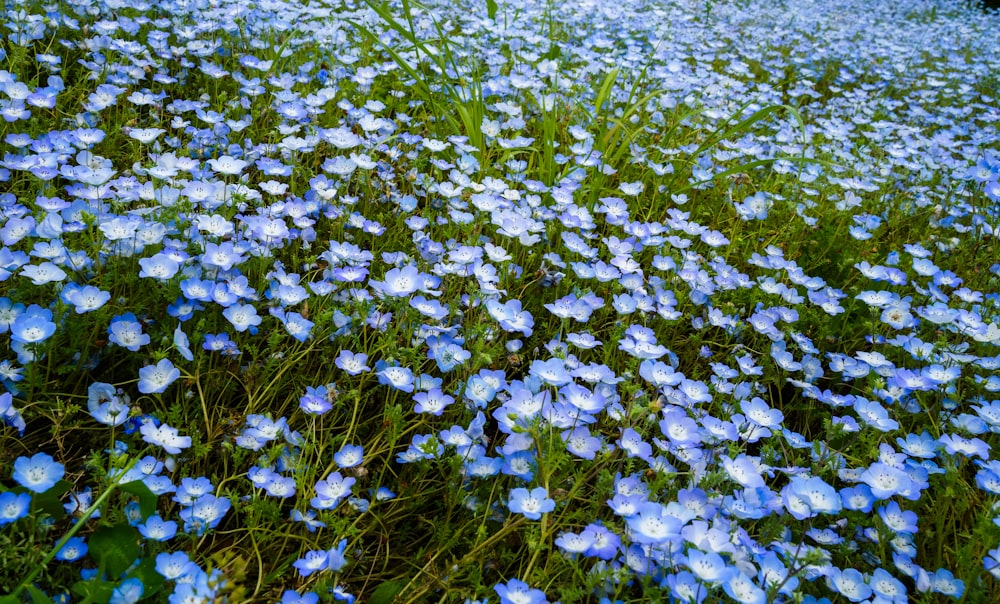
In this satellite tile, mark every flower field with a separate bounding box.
[1,0,1000,601]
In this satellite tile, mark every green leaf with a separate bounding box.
[369,579,406,604]
[126,557,165,601]
[24,479,73,520]
[89,522,140,579]
[25,586,54,604]
[71,578,115,604]
[118,480,158,522]
[485,0,497,20]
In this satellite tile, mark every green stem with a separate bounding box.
[10,456,142,599]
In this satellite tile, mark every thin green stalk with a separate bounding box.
[7,456,142,601]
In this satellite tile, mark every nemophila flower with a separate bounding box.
[109,577,144,604]
[665,571,706,604]
[618,427,653,462]
[939,434,990,459]
[334,444,364,468]
[312,472,355,510]
[723,571,767,604]
[426,334,471,372]
[413,388,454,415]
[62,284,111,313]
[839,483,875,512]
[860,461,917,500]
[223,303,262,333]
[878,500,918,534]
[155,551,195,581]
[507,487,555,520]
[627,501,683,545]
[985,549,1000,580]
[179,494,231,535]
[202,241,246,271]
[138,253,180,281]
[299,385,332,416]
[54,536,87,562]
[138,514,178,541]
[0,491,31,525]
[371,265,422,297]
[721,455,767,489]
[172,326,194,362]
[264,474,297,498]
[203,332,238,355]
[494,578,548,604]
[929,568,964,597]
[554,530,595,555]
[140,421,191,454]
[282,590,319,604]
[87,382,130,427]
[854,398,899,432]
[335,350,369,375]
[13,452,64,493]
[20,261,67,285]
[826,567,871,602]
[138,359,180,394]
[108,313,149,351]
[291,509,327,533]
[781,476,841,520]
[868,567,907,603]
[687,549,737,584]
[294,550,328,577]
[174,477,215,507]
[0,298,25,332]
[0,391,26,434]
[377,364,414,393]
[207,155,247,176]
[10,306,56,346]
[529,358,572,387]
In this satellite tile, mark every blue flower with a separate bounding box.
[293,550,329,577]
[0,491,31,525]
[687,549,737,585]
[140,421,191,454]
[878,500,918,535]
[109,578,143,604]
[413,388,454,416]
[54,536,87,562]
[223,303,262,333]
[138,514,178,541]
[626,501,683,545]
[494,578,548,604]
[335,350,370,375]
[723,571,767,604]
[155,551,196,581]
[376,363,414,393]
[10,306,56,345]
[506,487,555,521]
[290,509,326,533]
[63,284,111,313]
[137,358,180,394]
[108,313,149,352]
[281,590,319,604]
[929,568,964,598]
[179,494,231,535]
[825,567,871,602]
[299,385,332,416]
[371,265,422,297]
[0,391,26,434]
[13,452,64,493]
[781,476,841,520]
[138,253,180,280]
[312,472,355,510]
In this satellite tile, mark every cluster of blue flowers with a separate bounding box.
[1,0,1000,601]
